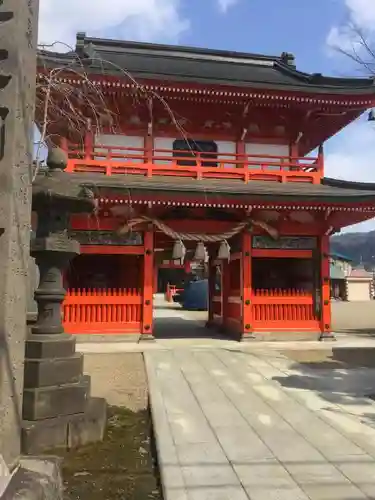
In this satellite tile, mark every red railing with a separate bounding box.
[252,288,319,330]
[63,288,142,334]
[64,144,323,184]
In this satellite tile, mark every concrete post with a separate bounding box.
[0,0,39,467]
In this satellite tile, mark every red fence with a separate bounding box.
[63,288,142,334]
[252,289,318,330]
[65,144,322,184]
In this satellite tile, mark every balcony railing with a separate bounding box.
[64,143,323,183]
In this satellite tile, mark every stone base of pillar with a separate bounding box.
[319,331,337,341]
[139,333,155,342]
[22,334,106,454]
[240,331,256,341]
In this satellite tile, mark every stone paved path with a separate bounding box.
[145,348,375,500]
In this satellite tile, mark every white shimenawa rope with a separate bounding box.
[119,215,278,241]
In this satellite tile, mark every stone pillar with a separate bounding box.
[0,0,39,467]
[22,160,106,453]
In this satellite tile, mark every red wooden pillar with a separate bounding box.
[142,227,154,339]
[207,259,216,327]
[84,129,94,160]
[236,140,246,169]
[145,133,153,163]
[222,260,231,330]
[320,235,332,339]
[242,231,254,340]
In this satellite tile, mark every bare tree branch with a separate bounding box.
[34,40,193,182]
[332,23,375,76]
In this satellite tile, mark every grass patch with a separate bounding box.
[53,405,162,500]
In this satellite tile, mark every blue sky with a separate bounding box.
[38,0,375,230]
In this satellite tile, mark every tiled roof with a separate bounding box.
[37,33,375,95]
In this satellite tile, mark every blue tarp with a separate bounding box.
[182,279,208,310]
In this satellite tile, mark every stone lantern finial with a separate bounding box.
[46,147,68,171]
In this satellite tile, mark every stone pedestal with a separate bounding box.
[22,193,106,454]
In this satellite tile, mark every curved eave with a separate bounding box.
[322,178,375,191]
[37,50,375,98]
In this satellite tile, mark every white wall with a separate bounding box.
[216,140,236,168]
[153,137,174,165]
[95,134,144,163]
[346,280,372,301]
[245,143,289,170]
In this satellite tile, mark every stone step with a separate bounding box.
[25,333,76,359]
[22,397,107,454]
[23,375,91,421]
[24,353,83,388]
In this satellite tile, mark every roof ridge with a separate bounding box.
[75,31,288,64]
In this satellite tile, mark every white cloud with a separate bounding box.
[327,0,375,53]
[325,117,375,231]
[38,0,189,49]
[325,118,375,182]
[345,0,375,31]
[217,0,239,13]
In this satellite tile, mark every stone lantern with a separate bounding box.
[22,149,106,453]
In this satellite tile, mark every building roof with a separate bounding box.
[37,33,375,96]
[330,251,353,262]
[349,268,373,279]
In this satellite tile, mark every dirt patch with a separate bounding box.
[48,352,161,499]
[54,405,161,500]
[281,348,375,369]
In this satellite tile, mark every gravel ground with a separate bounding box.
[83,352,148,411]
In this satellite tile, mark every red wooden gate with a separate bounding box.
[63,288,142,334]
[253,288,319,331]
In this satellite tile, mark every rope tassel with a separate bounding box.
[172,239,186,261]
[217,240,231,260]
[194,241,207,262]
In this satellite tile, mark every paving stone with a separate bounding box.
[243,485,309,500]
[176,442,227,466]
[217,349,370,461]
[187,486,249,500]
[286,463,350,486]
[181,464,240,488]
[145,348,375,500]
[300,483,367,500]
[214,426,274,463]
[233,462,297,488]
